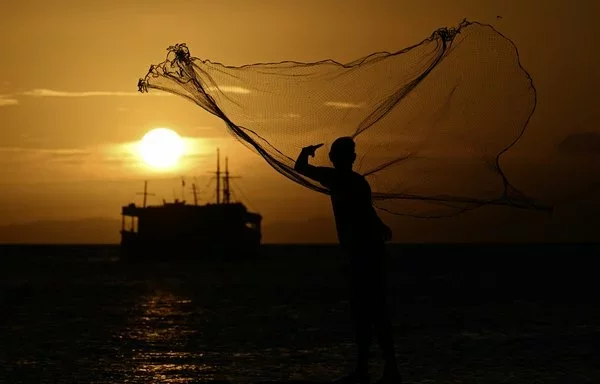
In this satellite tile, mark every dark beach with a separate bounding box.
[1,243,598,383]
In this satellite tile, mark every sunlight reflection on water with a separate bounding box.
[120,291,219,383]
[108,285,353,383]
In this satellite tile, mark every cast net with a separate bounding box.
[138,20,550,217]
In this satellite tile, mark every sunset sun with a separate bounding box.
[139,128,185,169]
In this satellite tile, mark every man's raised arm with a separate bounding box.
[294,144,324,182]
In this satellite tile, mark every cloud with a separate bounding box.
[183,153,210,160]
[0,95,18,106]
[192,126,215,131]
[557,132,600,156]
[22,89,170,97]
[324,101,364,109]
[0,147,95,167]
[207,86,251,94]
[0,138,242,185]
[0,144,146,184]
[188,125,231,138]
[0,147,90,156]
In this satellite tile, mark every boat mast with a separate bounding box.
[222,157,240,204]
[223,157,231,204]
[143,181,148,208]
[216,148,221,204]
[181,177,186,203]
[136,180,155,208]
[191,183,198,206]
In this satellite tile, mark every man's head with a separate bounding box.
[329,137,356,170]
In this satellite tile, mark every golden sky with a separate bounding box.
[0,0,598,243]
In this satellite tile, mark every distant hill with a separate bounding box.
[0,217,338,244]
[5,209,591,244]
[0,218,121,244]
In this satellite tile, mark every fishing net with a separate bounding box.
[138,20,550,217]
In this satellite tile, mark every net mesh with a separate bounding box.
[138,20,550,217]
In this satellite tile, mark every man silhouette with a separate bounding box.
[295,137,402,384]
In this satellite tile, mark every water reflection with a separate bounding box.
[120,290,217,383]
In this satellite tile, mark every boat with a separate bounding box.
[119,149,262,261]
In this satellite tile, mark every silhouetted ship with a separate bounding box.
[120,149,262,261]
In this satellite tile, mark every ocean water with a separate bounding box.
[1,244,599,384]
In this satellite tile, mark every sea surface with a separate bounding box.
[1,243,599,384]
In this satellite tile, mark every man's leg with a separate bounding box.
[333,254,373,384]
[371,248,401,383]
[351,288,373,380]
[373,290,400,377]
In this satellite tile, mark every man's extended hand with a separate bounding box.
[301,143,324,158]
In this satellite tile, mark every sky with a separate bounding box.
[0,0,598,243]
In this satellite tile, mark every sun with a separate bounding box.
[139,128,185,170]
